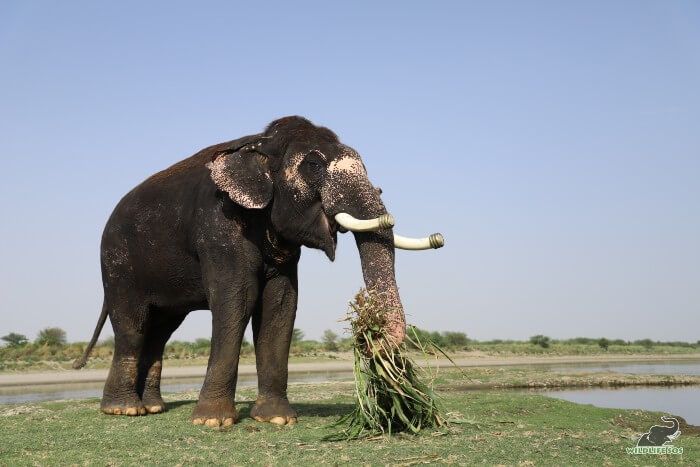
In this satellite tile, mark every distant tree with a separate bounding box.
[1,332,28,347]
[442,331,469,348]
[636,338,654,350]
[322,329,339,351]
[597,338,609,351]
[194,338,211,350]
[35,327,67,346]
[529,335,550,349]
[291,328,305,344]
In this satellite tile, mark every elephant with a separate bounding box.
[637,417,681,446]
[73,116,442,427]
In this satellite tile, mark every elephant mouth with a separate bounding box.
[314,208,338,261]
[324,210,339,246]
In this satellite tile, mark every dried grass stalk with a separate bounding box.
[327,289,445,440]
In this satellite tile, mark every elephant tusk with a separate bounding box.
[394,233,445,250]
[334,212,395,232]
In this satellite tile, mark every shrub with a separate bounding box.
[597,338,609,350]
[35,327,67,346]
[194,338,211,351]
[442,331,469,348]
[322,329,339,351]
[635,339,654,350]
[567,337,596,345]
[529,335,550,349]
[290,340,322,355]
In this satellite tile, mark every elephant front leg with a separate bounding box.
[192,283,257,427]
[251,263,298,426]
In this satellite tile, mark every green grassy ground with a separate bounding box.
[1,370,697,465]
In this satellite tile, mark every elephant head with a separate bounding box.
[207,116,417,343]
[637,417,681,446]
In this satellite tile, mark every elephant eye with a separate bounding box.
[307,160,322,172]
[303,152,326,176]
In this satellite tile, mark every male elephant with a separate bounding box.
[74,116,442,427]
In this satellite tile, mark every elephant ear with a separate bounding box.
[207,149,273,209]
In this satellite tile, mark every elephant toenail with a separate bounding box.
[269,417,286,425]
[147,405,163,414]
[205,418,221,427]
[223,418,234,426]
[193,418,205,425]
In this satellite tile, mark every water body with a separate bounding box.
[547,360,700,376]
[535,386,700,425]
[0,371,353,406]
[528,361,700,425]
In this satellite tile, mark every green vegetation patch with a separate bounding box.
[329,290,445,439]
[0,372,698,465]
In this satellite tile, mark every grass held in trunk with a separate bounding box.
[328,289,446,440]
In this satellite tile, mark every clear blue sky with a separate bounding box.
[1,1,698,343]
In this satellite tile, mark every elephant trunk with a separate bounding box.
[322,149,406,344]
[354,229,406,344]
[662,416,680,434]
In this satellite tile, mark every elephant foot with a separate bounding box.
[101,395,146,416]
[251,397,297,426]
[191,398,238,427]
[141,394,166,414]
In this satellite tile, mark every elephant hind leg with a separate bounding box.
[138,312,187,414]
[101,296,149,416]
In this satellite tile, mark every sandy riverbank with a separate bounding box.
[1,353,698,387]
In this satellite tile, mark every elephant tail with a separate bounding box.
[72,302,109,369]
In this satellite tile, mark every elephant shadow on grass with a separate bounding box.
[165,399,354,420]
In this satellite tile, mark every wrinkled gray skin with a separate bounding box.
[75,116,405,427]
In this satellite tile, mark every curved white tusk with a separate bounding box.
[394,233,445,250]
[334,212,395,232]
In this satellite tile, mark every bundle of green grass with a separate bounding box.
[329,289,446,440]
